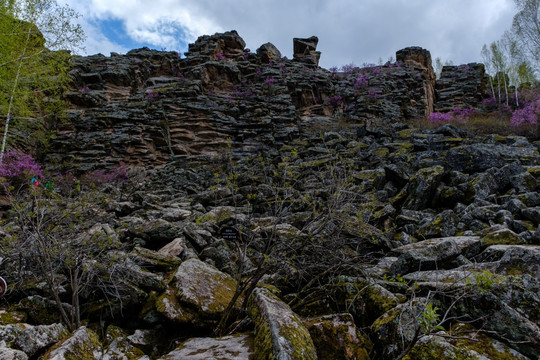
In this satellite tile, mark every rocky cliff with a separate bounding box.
[1,31,537,360]
[46,30,486,172]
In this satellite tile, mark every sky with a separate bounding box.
[57,0,517,69]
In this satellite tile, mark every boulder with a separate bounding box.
[159,334,254,360]
[248,288,317,360]
[256,43,282,64]
[171,258,239,317]
[304,313,371,360]
[403,165,444,210]
[101,325,148,360]
[43,326,102,360]
[388,238,462,275]
[16,323,69,358]
[293,36,321,66]
[0,348,28,360]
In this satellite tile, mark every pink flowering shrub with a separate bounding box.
[428,112,453,124]
[511,99,540,127]
[81,163,129,186]
[326,95,343,107]
[428,107,477,124]
[354,73,369,90]
[0,150,43,189]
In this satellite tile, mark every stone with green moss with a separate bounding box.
[481,228,526,246]
[450,323,530,359]
[248,287,317,360]
[160,334,254,359]
[43,326,102,360]
[155,287,198,323]
[0,308,27,324]
[172,258,240,317]
[101,326,147,360]
[304,313,371,360]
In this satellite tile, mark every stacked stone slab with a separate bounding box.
[435,63,487,112]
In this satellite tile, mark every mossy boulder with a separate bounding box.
[370,300,424,359]
[159,334,254,359]
[0,308,27,325]
[43,326,102,360]
[0,323,29,348]
[304,313,371,360]
[0,348,28,360]
[448,323,530,359]
[403,165,444,210]
[155,287,198,323]
[481,228,526,246]
[130,219,181,249]
[171,258,239,317]
[101,325,147,359]
[248,288,317,360]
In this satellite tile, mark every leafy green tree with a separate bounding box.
[0,0,85,161]
[512,0,540,72]
[490,41,509,105]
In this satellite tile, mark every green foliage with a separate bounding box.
[419,303,444,334]
[467,270,505,293]
[0,0,85,155]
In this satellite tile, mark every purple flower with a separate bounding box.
[216,52,226,61]
[511,99,540,127]
[0,150,43,188]
[264,77,276,85]
[354,73,369,90]
[78,86,90,94]
[340,63,358,74]
[326,95,343,107]
[146,89,159,100]
[428,112,452,124]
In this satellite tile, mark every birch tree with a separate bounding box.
[0,0,84,161]
[512,0,540,73]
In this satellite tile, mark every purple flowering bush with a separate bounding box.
[354,73,369,90]
[0,150,44,189]
[429,107,477,124]
[326,95,343,107]
[81,162,129,187]
[511,99,540,127]
[428,112,453,124]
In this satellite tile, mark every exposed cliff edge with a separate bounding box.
[47,30,486,171]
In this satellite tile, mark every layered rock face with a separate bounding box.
[45,30,484,172]
[435,63,488,111]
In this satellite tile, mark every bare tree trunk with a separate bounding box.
[0,26,32,162]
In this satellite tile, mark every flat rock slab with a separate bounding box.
[248,288,317,360]
[159,334,254,360]
[388,237,466,275]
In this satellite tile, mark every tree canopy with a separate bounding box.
[512,0,540,73]
[0,0,85,160]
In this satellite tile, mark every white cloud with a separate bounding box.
[58,0,516,68]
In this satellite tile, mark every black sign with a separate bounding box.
[221,227,239,241]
